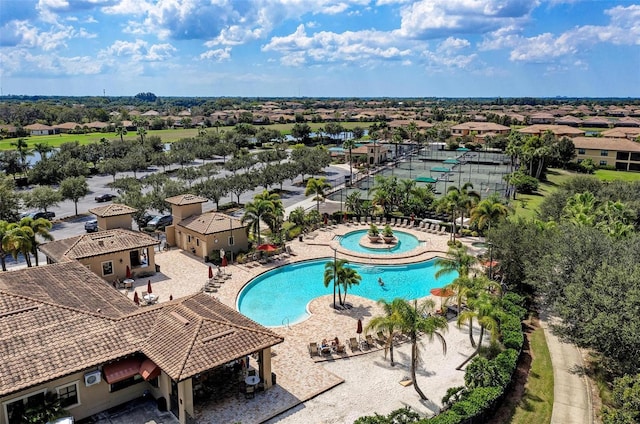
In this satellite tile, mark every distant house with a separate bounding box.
[449,122,510,142]
[24,123,58,136]
[89,203,137,231]
[54,122,82,133]
[0,125,17,138]
[517,124,585,138]
[164,194,249,261]
[0,261,283,424]
[555,115,583,127]
[348,143,388,167]
[528,112,555,124]
[572,136,640,171]
[39,229,160,282]
[601,127,640,140]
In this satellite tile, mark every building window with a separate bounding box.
[196,239,200,246]
[110,375,144,392]
[578,148,585,154]
[228,236,234,246]
[4,390,46,424]
[56,382,80,409]
[600,150,609,156]
[102,261,113,276]
[187,235,191,243]
[599,160,608,166]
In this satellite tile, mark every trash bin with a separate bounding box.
[156,397,167,411]
[155,264,160,272]
[271,372,277,386]
[298,235,303,242]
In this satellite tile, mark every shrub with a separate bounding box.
[450,387,503,418]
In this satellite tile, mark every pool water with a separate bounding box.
[338,229,421,254]
[237,258,457,327]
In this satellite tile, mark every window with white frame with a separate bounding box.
[101,261,113,276]
[56,382,80,409]
[600,160,608,166]
[4,390,46,424]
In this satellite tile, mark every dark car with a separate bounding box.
[136,213,154,228]
[147,215,173,229]
[95,193,117,202]
[21,211,56,220]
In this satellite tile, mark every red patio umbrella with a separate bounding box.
[324,215,328,225]
[343,213,347,223]
[430,287,455,312]
[169,294,173,301]
[221,256,228,267]
[356,318,363,341]
[133,291,140,305]
[208,265,213,279]
[257,244,278,253]
[147,280,152,294]
[126,265,131,279]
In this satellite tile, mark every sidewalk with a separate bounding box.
[540,313,594,424]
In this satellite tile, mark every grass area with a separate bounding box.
[594,169,640,182]
[510,325,554,424]
[511,169,573,219]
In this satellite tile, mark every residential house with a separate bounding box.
[572,136,640,171]
[601,127,640,140]
[517,124,585,138]
[0,261,283,424]
[528,112,555,124]
[24,123,58,136]
[164,194,249,261]
[449,122,511,142]
[348,143,388,167]
[39,229,160,283]
[89,203,137,231]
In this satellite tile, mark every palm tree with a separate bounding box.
[136,126,147,144]
[456,290,503,370]
[342,138,356,185]
[454,275,500,348]
[20,216,53,267]
[254,190,284,236]
[470,195,511,233]
[2,223,34,267]
[365,298,402,366]
[394,298,448,400]
[32,142,53,161]
[115,126,127,142]
[435,245,478,281]
[241,198,275,245]
[10,138,31,173]
[338,265,361,307]
[323,258,348,309]
[304,177,331,212]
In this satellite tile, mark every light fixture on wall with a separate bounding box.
[214,239,218,244]
[119,258,123,263]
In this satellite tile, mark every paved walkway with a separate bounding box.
[540,313,593,424]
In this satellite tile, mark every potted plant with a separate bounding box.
[382,224,396,244]
[368,223,381,242]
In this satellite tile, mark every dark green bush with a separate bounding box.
[424,410,463,424]
[451,387,503,418]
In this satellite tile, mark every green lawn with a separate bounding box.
[594,169,640,182]
[510,326,554,424]
[511,169,573,219]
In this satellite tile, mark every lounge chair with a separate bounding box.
[366,334,376,348]
[376,332,387,345]
[308,342,319,357]
[336,343,346,354]
[349,337,360,352]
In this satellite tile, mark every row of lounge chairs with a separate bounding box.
[346,216,418,228]
[414,221,448,235]
[308,332,391,357]
[244,246,297,268]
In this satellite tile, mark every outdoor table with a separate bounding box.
[123,278,134,289]
[144,294,157,304]
[245,375,260,386]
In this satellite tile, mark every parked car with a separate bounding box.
[21,211,56,220]
[137,213,154,228]
[147,215,173,229]
[84,220,98,233]
[95,193,117,202]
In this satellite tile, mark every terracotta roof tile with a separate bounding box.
[89,203,137,217]
[178,212,244,235]
[573,137,640,152]
[39,229,159,261]
[165,194,208,205]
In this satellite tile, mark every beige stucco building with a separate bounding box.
[450,122,511,142]
[89,203,137,231]
[164,194,248,261]
[573,136,640,172]
[0,262,283,424]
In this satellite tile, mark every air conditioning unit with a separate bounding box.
[84,370,101,387]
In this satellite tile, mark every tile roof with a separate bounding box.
[89,203,137,217]
[178,212,245,235]
[573,137,640,152]
[517,124,585,136]
[450,122,510,131]
[39,229,159,262]
[0,262,283,396]
[165,194,208,205]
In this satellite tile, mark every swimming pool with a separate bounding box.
[337,229,421,254]
[237,258,456,327]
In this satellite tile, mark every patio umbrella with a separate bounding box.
[147,280,152,294]
[126,265,131,279]
[257,244,278,253]
[208,265,213,279]
[133,291,140,305]
[430,287,454,311]
[323,215,328,225]
[221,255,228,267]
[356,318,363,341]
[343,213,347,223]
[169,294,173,301]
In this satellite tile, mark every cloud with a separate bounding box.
[199,47,232,61]
[263,24,413,66]
[397,0,539,39]
[0,19,96,50]
[99,39,176,61]
[0,49,104,77]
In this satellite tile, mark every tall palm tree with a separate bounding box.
[394,298,448,400]
[241,198,275,245]
[115,126,127,142]
[342,138,356,185]
[254,190,284,235]
[304,177,331,212]
[453,275,500,348]
[323,258,348,308]
[32,142,53,161]
[20,216,53,267]
[338,265,361,307]
[470,195,511,233]
[365,298,401,366]
[2,223,34,267]
[435,245,478,281]
[456,290,503,370]
[10,138,31,173]
[136,127,147,144]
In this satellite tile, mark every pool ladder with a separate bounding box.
[281,317,290,329]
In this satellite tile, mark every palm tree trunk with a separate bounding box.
[468,317,476,347]
[24,252,32,267]
[32,247,39,267]
[456,326,484,370]
[0,256,6,271]
[411,333,428,400]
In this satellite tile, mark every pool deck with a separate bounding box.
[123,224,482,423]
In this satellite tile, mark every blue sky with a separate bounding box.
[1,0,639,98]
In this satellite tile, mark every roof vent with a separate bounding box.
[202,329,234,343]
[171,311,190,326]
